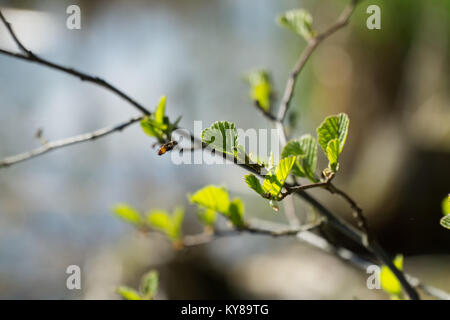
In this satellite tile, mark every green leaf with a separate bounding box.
[326,138,340,172]
[281,134,318,181]
[140,270,159,300]
[227,198,245,228]
[244,174,265,196]
[244,70,272,112]
[202,121,239,155]
[317,113,349,153]
[441,215,450,229]
[317,113,349,171]
[196,208,217,226]
[147,208,184,241]
[140,96,177,143]
[277,9,314,41]
[190,185,246,228]
[112,203,142,226]
[380,254,403,298]
[116,286,142,300]
[442,195,450,216]
[262,156,296,198]
[190,185,230,214]
[154,96,166,124]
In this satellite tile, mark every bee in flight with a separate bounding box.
[158,140,178,155]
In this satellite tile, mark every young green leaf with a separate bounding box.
[441,215,450,229]
[116,286,142,300]
[112,203,142,226]
[244,174,265,196]
[228,198,245,228]
[140,270,159,300]
[277,9,314,41]
[196,208,217,226]
[154,96,166,124]
[317,113,349,172]
[281,134,318,181]
[326,138,340,172]
[147,208,184,241]
[442,195,450,216]
[262,156,296,198]
[189,185,230,214]
[380,254,404,299]
[190,185,246,228]
[202,121,239,155]
[244,70,272,112]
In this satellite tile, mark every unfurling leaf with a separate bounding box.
[281,134,318,181]
[196,208,217,226]
[244,70,272,112]
[190,185,230,214]
[190,185,245,228]
[441,215,450,229]
[277,9,315,41]
[116,286,142,300]
[202,121,239,155]
[146,208,184,241]
[140,270,159,300]
[380,254,404,299]
[112,203,142,226]
[245,156,296,203]
[263,156,296,198]
[317,113,349,172]
[140,96,180,143]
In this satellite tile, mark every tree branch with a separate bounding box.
[0,3,422,300]
[0,116,142,168]
[0,10,151,116]
[276,0,359,122]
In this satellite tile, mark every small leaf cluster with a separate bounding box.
[116,270,159,300]
[140,96,181,143]
[277,8,315,41]
[113,203,184,245]
[189,185,246,228]
[244,70,273,112]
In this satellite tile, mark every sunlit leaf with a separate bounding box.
[326,138,340,172]
[281,134,318,181]
[140,270,159,300]
[317,113,349,171]
[190,185,230,214]
[277,9,314,41]
[202,121,239,155]
[441,215,450,229]
[245,70,272,112]
[112,203,142,226]
[262,156,296,198]
[116,286,142,300]
[196,208,217,226]
[380,254,403,298]
[154,96,166,124]
[147,209,184,241]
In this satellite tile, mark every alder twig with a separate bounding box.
[0,116,142,168]
[0,10,150,116]
[276,0,359,122]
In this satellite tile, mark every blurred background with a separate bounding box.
[0,0,449,299]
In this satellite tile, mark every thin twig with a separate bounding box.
[0,116,142,168]
[0,11,151,116]
[276,0,359,122]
